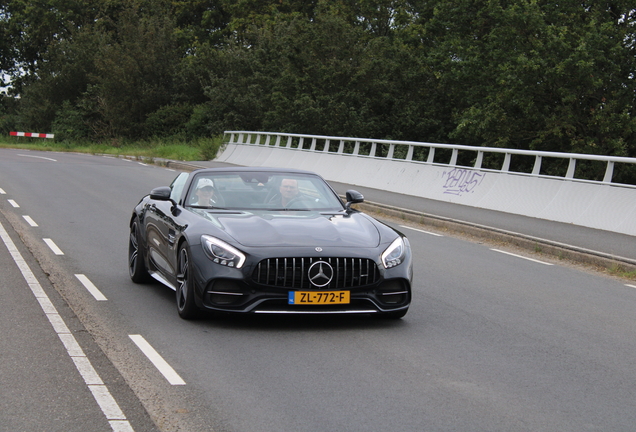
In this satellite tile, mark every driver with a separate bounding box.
[279,178,300,206]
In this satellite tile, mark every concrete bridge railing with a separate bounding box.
[218,131,636,236]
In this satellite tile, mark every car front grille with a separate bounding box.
[252,257,380,289]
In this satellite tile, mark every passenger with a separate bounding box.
[194,178,222,207]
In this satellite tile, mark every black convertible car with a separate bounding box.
[128,167,412,319]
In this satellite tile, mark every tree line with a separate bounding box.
[1,1,634,163]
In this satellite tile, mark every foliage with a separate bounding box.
[0,0,634,178]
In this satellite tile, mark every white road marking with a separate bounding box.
[43,238,64,255]
[18,154,57,161]
[75,274,108,301]
[399,225,444,237]
[8,199,19,207]
[138,162,148,166]
[0,188,5,194]
[23,215,38,226]
[88,385,127,419]
[491,248,553,265]
[0,221,134,431]
[109,420,135,432]
[72,356,104,385]
[626,284,636,289]
[129,335,186,385]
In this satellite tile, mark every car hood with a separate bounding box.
[210,211,381,248]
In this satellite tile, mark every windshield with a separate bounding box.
[185,172,345,211]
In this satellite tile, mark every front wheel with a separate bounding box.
[176,244,200,319]
[129,219,150,283]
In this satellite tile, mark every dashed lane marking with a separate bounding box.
[43,238,64,255]
[23,215,38,227]
[129,335,186,386]
[75,274,108,301]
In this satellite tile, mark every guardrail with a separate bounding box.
[224,131,636,188]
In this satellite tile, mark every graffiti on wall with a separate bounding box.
[442,168,486,196]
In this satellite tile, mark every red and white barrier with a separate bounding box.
[10,131,55,139]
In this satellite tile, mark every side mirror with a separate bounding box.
[150,186,172,201]
[345,189,364,211]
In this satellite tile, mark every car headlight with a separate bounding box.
[381,237,406,269]
[201,235,246,268]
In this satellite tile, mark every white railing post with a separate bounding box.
[502,153,511,172]
[338,140,345,154]
[323,139,330,152]
[427,147,435,164]
[532,155,542,175]
[406,145,414,161]
[566,158,576,179]
[387,144,395,159]
[603,161,615,183]
[450,149,458,166]
[474,151,484,169]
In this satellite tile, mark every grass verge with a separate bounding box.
[0,135,224,161]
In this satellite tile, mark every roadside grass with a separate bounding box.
[0,135,224,161]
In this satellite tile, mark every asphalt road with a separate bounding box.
[1,148,636,432]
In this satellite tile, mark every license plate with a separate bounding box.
[288,291,350,305]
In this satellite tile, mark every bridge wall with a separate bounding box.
[217,143,636,236]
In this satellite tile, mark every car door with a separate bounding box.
[144,173,189,285]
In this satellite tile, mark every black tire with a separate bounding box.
[176,244,200,319]
[129,219,150,283]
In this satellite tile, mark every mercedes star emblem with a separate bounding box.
[308,261,334,287]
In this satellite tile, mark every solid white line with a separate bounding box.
[626,284,636,289]
[23,215,38,226]
[72,356,104,385]
[0,221,134,431]
[43,238,64,255]
[45,312,71,334]
[399,225,444,237]
[88,385,127,420]
[129,335,186,385]
[491,248,553,265]
[18,154,57,161]
[8,199,19,208]
[58,333,86,357]
[75,274,108,301]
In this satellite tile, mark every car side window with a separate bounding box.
[170,173,189,204]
